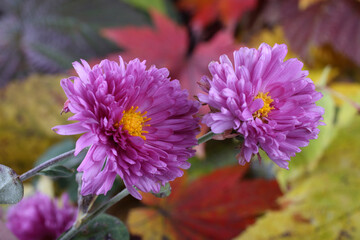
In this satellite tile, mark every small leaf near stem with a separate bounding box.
[71,214,129,240]
[197,131,215,145]
[19,149,75,182]
[39,165,74,178]
[59,188,130,240]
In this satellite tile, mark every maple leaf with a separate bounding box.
[101,11,240,99]
[177,0,258,30]
[102,11,188,75]
[281,0,360,66]
[99,11,239,159]
[179,31,241,98]
[127,164,282,240]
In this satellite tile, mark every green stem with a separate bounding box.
[19,149,75,182]
[59,188,129,240]
[197,131,215,145]
[23,131,214,239]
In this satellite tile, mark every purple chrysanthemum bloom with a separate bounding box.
[6,193,76,240]
[52,57,200,199]
[198,43,324,169]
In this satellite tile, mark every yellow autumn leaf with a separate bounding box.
[235,113,360,240]
[249,26,297,60]
[329,82,360,105]
[0,74,69,174]
[248,26,339,85]
[275,90,336,191]
[298,0,326,10]
[273,64,360,191]
[127,208,177,240]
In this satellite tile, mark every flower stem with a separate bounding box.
[197,131,215,145]
[19,149,75,182]
[59,188,129,240]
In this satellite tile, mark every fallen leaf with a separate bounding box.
[281,0,360,66]
[102,11,188,75]
[127,164,282,240]
[235,114,360,240]
[179,31,241,98]
[101,11,240,99]
[0,74,69,174]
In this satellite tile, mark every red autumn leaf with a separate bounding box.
[127,164,282,240]
[281,0,360,66]
[99,11,240,158]
[177,0,258,30]
[180,31,241,98]
[102,11,188,74]
[101,11,240,99]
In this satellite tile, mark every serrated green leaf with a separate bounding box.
[39,165,74,178]
[152,182,171,198]
[0,164,24,204]
[73,214,129,240]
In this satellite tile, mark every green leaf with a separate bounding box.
[0,164,24,204]
[39,165,74,178]
[152,182,171,198]
[36,139,74,164]
[35,140,87,170]
[0,0,150,83]
[73,214,129,240]
[60,0,149,27]
[122,0,167,14]
[188,138,239,179]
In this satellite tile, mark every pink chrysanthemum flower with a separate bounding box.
[198,43,324,169]
[53,57,200,199]
[6,193,76,240]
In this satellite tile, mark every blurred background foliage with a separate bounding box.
[1,0,360,239]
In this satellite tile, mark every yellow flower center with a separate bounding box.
[253,92,274,119]
[114,106,150,140]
